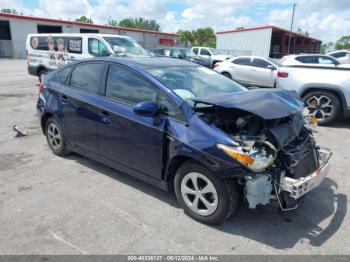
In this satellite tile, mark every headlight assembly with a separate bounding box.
[217,140,277,173]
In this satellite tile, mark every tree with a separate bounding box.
[75,16,93,24]
[335,35,350,50]
[297,27,309,36]
[193,27,216,47]
[179,30,195,47]
[1,8,18,14]
[118,17,160,31]
[320,42,334,54]
[107,17,118,27]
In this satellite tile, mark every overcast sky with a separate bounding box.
[1,0,349,43]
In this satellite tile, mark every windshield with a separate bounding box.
[208,48,224,55]
[180,49,194,57]
[103,37,149,56]
[147,66,246,106]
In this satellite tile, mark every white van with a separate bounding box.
[26,33,150,79]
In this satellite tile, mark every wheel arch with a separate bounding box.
[164,155,212,193]
[300,87,347,114]
[41,112,53,134]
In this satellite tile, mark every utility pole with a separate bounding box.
[287,3,296,55]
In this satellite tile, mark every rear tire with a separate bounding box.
[45,117,70,156]
[174,161,238,225]
[221,72,232,79]
[303,90,341,125]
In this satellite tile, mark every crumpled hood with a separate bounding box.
[193,89,304,120]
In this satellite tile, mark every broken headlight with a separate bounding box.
[217,140,277,173]
[303,108,318,131]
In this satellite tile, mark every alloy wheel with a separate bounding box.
[306,95,334,121]
[47,123,62,150]
[180,172,218,216]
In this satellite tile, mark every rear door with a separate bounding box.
[98,64,166,180]
[250,58,276,87]
[230,57,253,84]
[58,62,106,154]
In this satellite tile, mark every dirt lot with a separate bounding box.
[0,59,349,255]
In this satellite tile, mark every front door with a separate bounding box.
[250,58,275,87]
[98,64,165,180]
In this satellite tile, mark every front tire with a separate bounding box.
[45,117,70,156]
[174,161,238,225]
[303,91,341,125]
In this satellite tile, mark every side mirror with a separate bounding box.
[134,101,159,117]
[267,65,276,70]
[178,54,184,59]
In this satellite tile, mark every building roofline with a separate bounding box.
[216,25,321,42]
[0,12,179,37]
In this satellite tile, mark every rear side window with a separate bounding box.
[295,56,316,64]
[252,58,271,68]
[233,58,251,65]
[29,36,82,54]
[192,48,198,54]
[56,67,72,84]
[70,63,105,94]
[106,65,156,106]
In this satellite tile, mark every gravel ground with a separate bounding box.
[0,59,349,255]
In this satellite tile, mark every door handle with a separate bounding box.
[60,95,68,104]
[99,112,111,124]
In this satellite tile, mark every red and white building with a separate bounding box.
[0,13,179,58]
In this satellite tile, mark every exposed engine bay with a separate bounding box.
[195,104,331,211]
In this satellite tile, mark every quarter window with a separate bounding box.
[330,52,346,58]
[70,63,105,94]
[88,38,110,57]
[56,67,72,84]
[106,65,156,106]
[232,58,251,65]
[158,92,185,121]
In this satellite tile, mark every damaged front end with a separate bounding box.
[193,89,332,211]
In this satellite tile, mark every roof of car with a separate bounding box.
[84,56,199,69]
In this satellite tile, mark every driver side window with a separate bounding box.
[200,49,211,56]
[88,38,109,57]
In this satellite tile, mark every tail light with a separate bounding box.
[38,83,44,94]
[277,71,288,77]
[213,63,220,68]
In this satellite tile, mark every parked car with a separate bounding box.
[38,57,331,224]
[152,47,210,67]
[280,54,350,68]
[327,50,350,64]
[26,33,150,80]
[276,64,350,124]
[214,56,280,88]
[191,47,232,67]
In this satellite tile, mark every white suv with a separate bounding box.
[191,47,232,67]
[327,50,350,64]
[280,54,350,68]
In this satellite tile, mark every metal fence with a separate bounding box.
[219,49,252,56]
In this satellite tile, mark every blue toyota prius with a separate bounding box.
[37,57,331,224]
